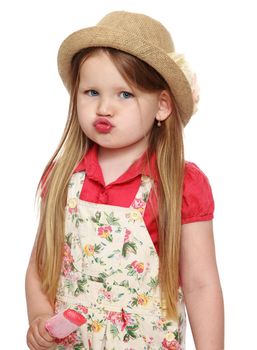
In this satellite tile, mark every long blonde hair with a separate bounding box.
[36,47,184,319]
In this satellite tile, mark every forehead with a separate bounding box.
[79,51,128,85]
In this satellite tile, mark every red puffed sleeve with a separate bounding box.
[182,162,214,224]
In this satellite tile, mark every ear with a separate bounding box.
[156,90,173,122]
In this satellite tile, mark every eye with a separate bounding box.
[85,90,98,96]
[120,91,134,99]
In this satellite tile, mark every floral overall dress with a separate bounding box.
[55,172,186,350]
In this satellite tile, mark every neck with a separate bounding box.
[97,143,148,185]
[98,142,147,167]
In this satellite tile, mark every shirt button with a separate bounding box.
[98,191,108,204]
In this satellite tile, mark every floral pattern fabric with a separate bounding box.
[55,172,186,349]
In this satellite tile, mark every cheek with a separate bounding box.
[77,97,86,116]
[77,108,84,127]
[77,100,91,125]
[77,108,89,133]
[139,110,157,130]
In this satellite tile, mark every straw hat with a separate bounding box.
[57,11,199,126]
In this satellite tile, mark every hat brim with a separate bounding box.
[57,25,193,125]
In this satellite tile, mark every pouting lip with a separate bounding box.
[93,117,114,127]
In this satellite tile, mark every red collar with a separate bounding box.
[74,144,158,186]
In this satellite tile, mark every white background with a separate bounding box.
[0,0,256,348]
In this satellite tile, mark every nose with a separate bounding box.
[96,96,113,117]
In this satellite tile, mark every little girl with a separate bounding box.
[26,11,224,350]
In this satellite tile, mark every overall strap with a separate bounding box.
[130,175,154,216]
[67,172,86,199]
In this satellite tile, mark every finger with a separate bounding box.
[38,320,55,343]
[27,330,41,350]
[32,324,54,348]
[27,329,38,350]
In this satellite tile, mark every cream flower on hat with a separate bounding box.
[168,53,200,114]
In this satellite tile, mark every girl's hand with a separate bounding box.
[27,314,55,350]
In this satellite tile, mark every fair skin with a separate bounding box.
[180,221,224,349]
[26,245,55,349]
[26,50,224,349]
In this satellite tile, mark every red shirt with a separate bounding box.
[74,145,214,252]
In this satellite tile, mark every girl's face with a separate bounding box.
[77,51,170,154]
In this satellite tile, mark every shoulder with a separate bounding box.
[182,162,214,224]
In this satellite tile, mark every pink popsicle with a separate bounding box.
[45,309,87,339]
